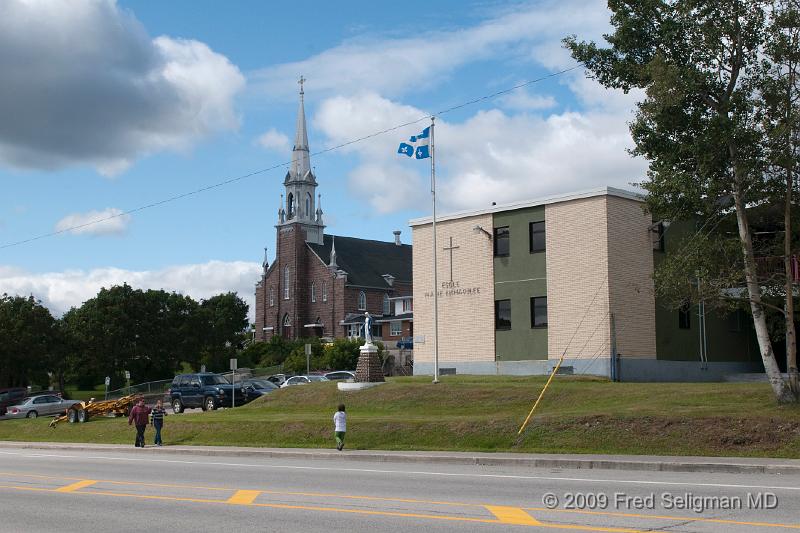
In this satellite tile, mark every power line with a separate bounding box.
[0,66,581,250]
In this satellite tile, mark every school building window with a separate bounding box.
[531,296,547,327]
[529,221,545,253]
[495,299,511,330]
[494,226,510,257]
[678,302,691,329]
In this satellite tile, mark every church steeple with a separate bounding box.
[280,76,324,245]
[290,75,311,180]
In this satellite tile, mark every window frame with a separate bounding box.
[358,291,367,311]
[322,282,328,302]
[283,266,290,300]
[530,296,548,328]
[495,299,512,330]
[383,294,391,315]
[529,221,546,253]
[390,320,402,336]
[493,226,510,257]
[311,282,316,303]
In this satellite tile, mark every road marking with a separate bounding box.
[523,506,800,530]
[0,483,589,530]
[486,505,541,525]
[55,479,96,493]
[4,469,798,531]
[2,450,798,492]
[227,489,261,505]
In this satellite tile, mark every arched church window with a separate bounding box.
[287,193,294,219]
[283,314,291,326]
[284,266,290,300]
[311,282,316,303]
[358,291,367,311]
[269,287,274,307]
[322,282,328,302]
[383,294,391,315]
[306,193,311,218]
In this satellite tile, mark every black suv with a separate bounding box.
[167,373,245,413]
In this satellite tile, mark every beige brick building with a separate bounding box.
[410,187,761,380]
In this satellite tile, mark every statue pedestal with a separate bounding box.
[338,342,385,392]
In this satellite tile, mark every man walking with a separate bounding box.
[128,397,151,448]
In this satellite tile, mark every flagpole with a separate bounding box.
[430,116,439,384]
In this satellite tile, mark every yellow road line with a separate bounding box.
[524,506,800,530]
[0,483,636,532]
[486,506,541,525]
[55,479,97,493]
[227,490,262,505]
[2,472,798,532]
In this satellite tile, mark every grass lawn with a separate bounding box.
[2,376,799,458]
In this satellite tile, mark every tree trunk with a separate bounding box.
[785,170,798,396]
[732,183,795,403]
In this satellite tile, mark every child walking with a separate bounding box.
[333,403,346,451]
[151,399,167,446]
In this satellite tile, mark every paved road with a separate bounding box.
[0,445,797,532]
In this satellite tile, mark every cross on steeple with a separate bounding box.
[443,237,460,283]
[298,75,306,95]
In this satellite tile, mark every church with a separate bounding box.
[254,81,413,343]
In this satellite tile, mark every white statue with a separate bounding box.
[363,312,374,344]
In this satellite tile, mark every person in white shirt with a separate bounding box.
[333,403,346,451]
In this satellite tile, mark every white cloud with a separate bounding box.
[0,261,263,319]
[0,0,245,175]
[497,87,557,111]
[255,128,290,152]
[313,91,646,214]
[251,0,610,100]
[55,208,132,236]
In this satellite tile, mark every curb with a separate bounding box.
[1,442,799,475]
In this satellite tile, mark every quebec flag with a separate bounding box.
[397,126,430,159]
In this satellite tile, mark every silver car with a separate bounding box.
[6,395,80,418]
[280,375,330,388]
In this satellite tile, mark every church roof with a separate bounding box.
[308,234,412,287]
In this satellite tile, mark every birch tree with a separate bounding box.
[565,0,798,402]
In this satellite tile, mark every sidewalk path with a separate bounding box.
[1,441,798,475]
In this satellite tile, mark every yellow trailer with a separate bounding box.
[49,394,138,427]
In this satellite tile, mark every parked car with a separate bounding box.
[266,374,289,386]
[241,379,279,402]
[167,373,246,413]
[5,395,80,419]
[0,387,27,417]
[281,375,330,388]
[324,371,355,381]
[396,337,414,350]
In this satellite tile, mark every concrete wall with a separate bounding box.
[412,213,495,369]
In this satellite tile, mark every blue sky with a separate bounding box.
[0,0,646,318]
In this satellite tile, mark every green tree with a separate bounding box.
[566,0,798,402]
[197,292,249,372]
[0,294,58,388]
